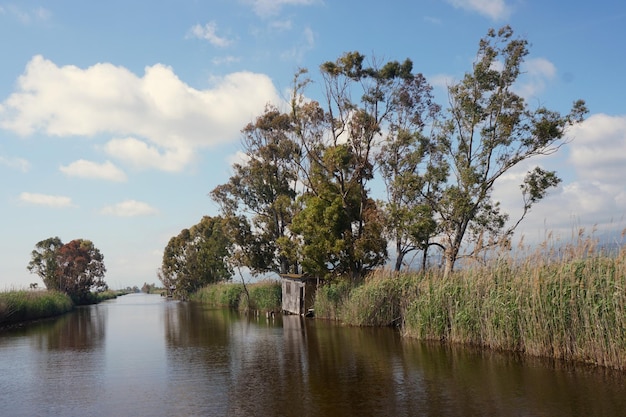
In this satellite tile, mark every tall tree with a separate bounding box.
[27,236,64,291]
[377,72,442,271]
[290,53,422,280]
[27,237,107,303]
[211,106,301,275]
[427,26,587,276]
[57,239,107,303]
[159,216,232,297]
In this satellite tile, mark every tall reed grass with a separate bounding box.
[191,280,281,312]
[316,232,626,370]
[0,290,73,326]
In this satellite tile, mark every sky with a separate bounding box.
[1,0,625,289]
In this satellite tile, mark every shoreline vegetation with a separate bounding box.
[313,234,626,371]
[190,232,626,370]
[191,280,282,313]
[0,289,127,329]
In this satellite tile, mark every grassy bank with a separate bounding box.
[315,239,626,370]
[0,290,73,326]
[191,280,282,313]
[0,288,130,328]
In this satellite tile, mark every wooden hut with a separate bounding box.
[280,274,319,316]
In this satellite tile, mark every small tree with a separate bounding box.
[28,237,107,303]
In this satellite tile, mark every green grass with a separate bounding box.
[191,280,281,312]
[0,290,73,326]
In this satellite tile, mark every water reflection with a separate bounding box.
[1,294,625,417]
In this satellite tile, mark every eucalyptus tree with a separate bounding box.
[290,53,420,280]
[28,237,107,303]
[428,26,587,277]
[377,72,443,271]
[159,216,232,297]
[210,106,302,275]
[27,236,64,290]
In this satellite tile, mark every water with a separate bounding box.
[1,293,625,416]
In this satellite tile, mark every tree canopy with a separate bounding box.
[210,26,586,280]
[27,237,107,303]
[158,216,232,297]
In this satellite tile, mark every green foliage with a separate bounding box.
[26,237,63,290]
[210,105,301,275]
[209,26,587,284]
[191,281,281,312]
[312,278,352,320]
[428,26,586,276]
[192,282,244,308]
[316,233,626,369]
[0,290,73,325]
[159,216,233,298]
[340,272,418,327]
[27,237,107,304]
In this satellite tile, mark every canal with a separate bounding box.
[0,293,624,416]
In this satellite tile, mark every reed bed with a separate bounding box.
[316,233,626,370]
[191,280,281,312]
[0,290,73,326]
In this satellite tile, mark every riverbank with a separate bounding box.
[315,238,626,370]
[0,289,128,329]
[191,280,282,313]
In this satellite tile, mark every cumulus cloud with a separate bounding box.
[244,0,320,17]
[0,154,30,172]
[0,55,282,172]
[104,137,194,172]
[100,200,159,217]
[59,159,127,182]
[568,113,626,182]
[446,0,511,20]
[19,192,74,208]
[187,21,234,47]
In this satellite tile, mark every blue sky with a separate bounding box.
[1,0,625,289]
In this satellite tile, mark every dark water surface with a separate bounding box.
[1,293,625,416]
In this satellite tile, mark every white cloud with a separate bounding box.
[104,137,193,172]
[244,0,320,17]
[100,200,159,217]
[515,57,557,99]
[446,0,511,20]
[19,192,74,208]
[227,150,251,167]
[187,21,234,47]
[568,113,626,182]
[0,55,282,172]
[0,155,30,172]
[59,159,127,182]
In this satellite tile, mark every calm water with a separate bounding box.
[1,293,625,417]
